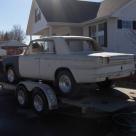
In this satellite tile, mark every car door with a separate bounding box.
[19,54,40,78]
[39,40,56,80]
[19,41,44,79]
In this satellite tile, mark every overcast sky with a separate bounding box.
[0,0,102,43]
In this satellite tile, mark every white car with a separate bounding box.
[3,36,135,97]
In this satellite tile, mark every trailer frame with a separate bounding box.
[0,81,136,118]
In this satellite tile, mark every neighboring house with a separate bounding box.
[27,0,136,54]
[0,40,27,55]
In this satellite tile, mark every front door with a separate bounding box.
[19,54,40,79]
[19,40,45,79]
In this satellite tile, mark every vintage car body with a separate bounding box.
[19,52,135,83]
[3,36,135,96]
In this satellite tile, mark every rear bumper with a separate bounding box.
[94,70,135,82]
[74,70,135,83]
[72,64,135,83]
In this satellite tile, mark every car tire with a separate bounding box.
[97,80,114,91]
[55,70,78,98]
[32,88,49,116]
[16,85,30,108]
[6,67,18,84]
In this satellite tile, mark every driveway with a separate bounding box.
[0,89,112,136]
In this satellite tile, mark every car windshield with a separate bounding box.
[65,39,100,54]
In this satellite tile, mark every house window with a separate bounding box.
[98,22,107,47]
[117,20,136,29]
[89,25,97,40]
[122,21,133,29]
[89,22,107,47]
[35,8,41,23]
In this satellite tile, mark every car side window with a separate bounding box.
[25,40,55,55]
[43,40,55,53]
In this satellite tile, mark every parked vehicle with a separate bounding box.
[2,36,135,97]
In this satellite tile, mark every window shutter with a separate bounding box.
[104,22,108,47]
[133,21,136,30]
[118,20,122,29]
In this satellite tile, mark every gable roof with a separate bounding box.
[97,0,130,18]
[36,0,100,23]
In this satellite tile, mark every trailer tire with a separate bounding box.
[16,85,30,108]
[32,88,49,116]
[6,67,18,84]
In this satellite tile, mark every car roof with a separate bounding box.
[31,36,94,42]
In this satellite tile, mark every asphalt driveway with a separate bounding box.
[0,89,112,136]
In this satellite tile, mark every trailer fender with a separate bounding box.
[17,81,58,110]
[34,85,58,110]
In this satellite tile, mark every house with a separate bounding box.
[0,40,27,55]
[27,0,136,54]
[26,0,100,36]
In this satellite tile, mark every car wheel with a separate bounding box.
[7,67,18,83]
[56,70,78,97]
[16,85,30,108]
[97,80,114,91]
[32,88,49,115]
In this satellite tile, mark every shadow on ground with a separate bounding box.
[0,89,112,136]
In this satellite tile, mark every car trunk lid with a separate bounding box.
[88,52,134,65]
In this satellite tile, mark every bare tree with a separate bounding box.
[9,25,26,42]
[4,32,10,41]
[0,31,5,41]
[0,25,26,42]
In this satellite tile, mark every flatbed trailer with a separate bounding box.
[0,81,136,118]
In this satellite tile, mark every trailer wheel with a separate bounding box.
[16,85,30,108]
[6,67,18,83]
[32,88,49,115]
[55,70,78,97]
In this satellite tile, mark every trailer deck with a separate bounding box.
[61,87,136,113]
[0,82,136,117]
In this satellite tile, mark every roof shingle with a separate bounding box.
[36,0,100,23]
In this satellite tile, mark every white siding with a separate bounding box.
[49,26,82,36]
[97,0,130,18]
[70,27,82,36]
[83,0,136,54]
[107,18,119,52]
[113,0,136,20]
[83,18,136,54]
[32,0,48,34]
[52,26,71,36]
[27,0,48,35]
[100,18,136,54]
[83,26,89,36]
[107,1,136,54]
